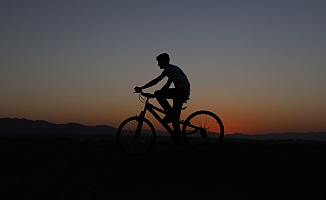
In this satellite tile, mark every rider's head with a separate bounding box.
[156,53,170,69]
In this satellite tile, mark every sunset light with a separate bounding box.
[1,1,326,134]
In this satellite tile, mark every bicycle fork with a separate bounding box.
[135,111,145,138]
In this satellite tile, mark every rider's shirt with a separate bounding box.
[162,64,190,91]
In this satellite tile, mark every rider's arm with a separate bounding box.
[161,79,172,90]
[140,73,165,90]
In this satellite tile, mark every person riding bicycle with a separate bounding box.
[134,53,190,143]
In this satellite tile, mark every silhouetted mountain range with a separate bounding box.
[0,118,116,139]
[1,118,326,141]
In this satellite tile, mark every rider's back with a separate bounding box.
[163,64,190,91]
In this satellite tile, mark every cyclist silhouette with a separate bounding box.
[134,53,190,143]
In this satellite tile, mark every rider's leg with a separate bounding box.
[172,89,190,116]
[155,89,178,123]
[154,89,172,112]
[155,88,187,111]
[155,89,189,123]
[171,90,190,142]
[171,121,182,142]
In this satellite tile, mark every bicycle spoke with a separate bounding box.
[182,110,224,151]
[117,117,156,155]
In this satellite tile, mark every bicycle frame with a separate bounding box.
[136,94,202,135]
[117,92,224,155]
[137,97,174,133]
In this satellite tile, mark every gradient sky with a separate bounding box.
[1,0,326,134]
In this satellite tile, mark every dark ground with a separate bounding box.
[0,138,325,200]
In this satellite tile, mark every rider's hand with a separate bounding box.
[134,86,142,93]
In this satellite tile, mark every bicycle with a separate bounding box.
[117,91,224,155]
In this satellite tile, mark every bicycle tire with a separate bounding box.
[182,110,224,151]
[117,116,156,155]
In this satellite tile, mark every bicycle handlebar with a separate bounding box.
[134,91,155,99]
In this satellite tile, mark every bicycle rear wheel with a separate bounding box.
[117,116,156,155]
[182,110,224,151]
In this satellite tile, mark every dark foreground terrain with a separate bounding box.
[1,138,325,200]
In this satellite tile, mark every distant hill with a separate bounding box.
[0,118,117,140]
[1,118,326,141]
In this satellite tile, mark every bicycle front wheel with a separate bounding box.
[182,110,224,151]
[117,116,156,155]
